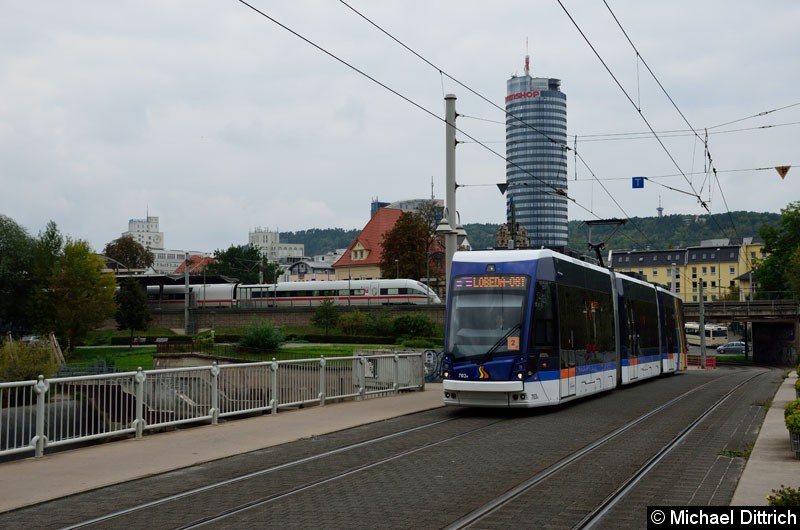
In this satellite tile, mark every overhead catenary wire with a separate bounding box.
[600,0,761,268]
[556,0,708,212]
[234,0,600,223]
[334,0,664,249]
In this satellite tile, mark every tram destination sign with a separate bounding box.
[454,274,528,290]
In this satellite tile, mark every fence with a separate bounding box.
[0,352,424,458]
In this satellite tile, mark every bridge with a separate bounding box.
[685,300,799,365]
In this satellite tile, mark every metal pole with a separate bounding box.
[444,94,457,295]
[699,280,706,368]
[184,252,190,335]
[671,263,677,294]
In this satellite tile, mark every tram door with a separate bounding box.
[627,307,639,380]
[561,345,577,398]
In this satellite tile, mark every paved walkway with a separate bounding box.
[0,371,797,514]
[0,385,444,513]
[731,370,799,505]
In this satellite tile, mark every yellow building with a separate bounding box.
[608,238,765,303]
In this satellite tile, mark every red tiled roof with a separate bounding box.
[333,208,403,268]
[174,255,215,274]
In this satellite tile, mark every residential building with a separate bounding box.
[333,208,404,280]
[124,216,164,250]
[505,53,568,250]
[122,214,210,274]
[608,238,765,303]
[248,227,304,262]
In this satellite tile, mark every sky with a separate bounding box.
[1,1,798,253]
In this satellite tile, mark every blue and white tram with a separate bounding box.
[441,249,686,408]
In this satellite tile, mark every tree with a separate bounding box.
[205,245,282,284]
[379,212,430,279]
[0,215,35,334]
[756,201,800,299]
[26,221,64,333]
[311,299,339,336]
[115,277,151,346]
[103,235,154,270]
[49,239,117,350]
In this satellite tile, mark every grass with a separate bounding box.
[68,346,157,371]
[69,343,406,372]
[719,444,753,460]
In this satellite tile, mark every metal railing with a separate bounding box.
[0,352,424,458]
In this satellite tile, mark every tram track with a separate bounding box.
[60,413,510,529]
[0,366,774,530]
[446,369,769,529]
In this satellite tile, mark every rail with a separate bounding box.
[0,352,424,458]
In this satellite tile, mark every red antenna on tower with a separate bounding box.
[524,37,530,75]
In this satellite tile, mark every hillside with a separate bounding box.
[281,211,779,258]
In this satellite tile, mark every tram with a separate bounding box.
[441,249,686,408]
[684,322,728,347]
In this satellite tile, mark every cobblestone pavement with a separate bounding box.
[0,366,781,529]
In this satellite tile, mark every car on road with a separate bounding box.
[716,341,748,354]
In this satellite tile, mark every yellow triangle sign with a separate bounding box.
[775,166,790,179]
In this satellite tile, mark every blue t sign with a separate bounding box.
[632,176,644,188]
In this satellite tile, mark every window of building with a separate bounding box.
[693,295,697,302]
[729,266,735,274]
[675,283,681,293]
[701,266,707,275]
[711,266,716,275]
[692,267,697,278]
[652,269,658,276]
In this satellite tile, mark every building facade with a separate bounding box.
[505,55,568,250]
[124,216,165,250]
[248,228,304,262]
[609,238,766,303]
[122,215,210,274]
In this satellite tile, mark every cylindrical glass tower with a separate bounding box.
[505,61,568,250]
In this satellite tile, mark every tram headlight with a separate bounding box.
[443,371,450,378]
[516,372,523,380]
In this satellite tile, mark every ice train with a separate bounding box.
[146,278,441,308]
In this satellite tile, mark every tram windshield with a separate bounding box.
[446,274,530,361]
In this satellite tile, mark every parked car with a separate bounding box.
[716,341,748,354]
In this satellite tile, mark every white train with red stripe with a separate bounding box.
[147,279,441,308]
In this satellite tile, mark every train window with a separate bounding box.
[530,281,556,356]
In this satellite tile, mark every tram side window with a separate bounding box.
[557,284,588,355]
[530,281,556,357]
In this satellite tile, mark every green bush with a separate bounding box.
[392,313,436,339]
[785,412,800,434]
[0,341,58,382]
[239,320,284,352]
[338,310,367,336]
[194,334,215,347]
[363,309,394,337]
[785,399,800,419]
[767,485,800,506]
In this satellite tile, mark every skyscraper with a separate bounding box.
[505,54,568,250]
